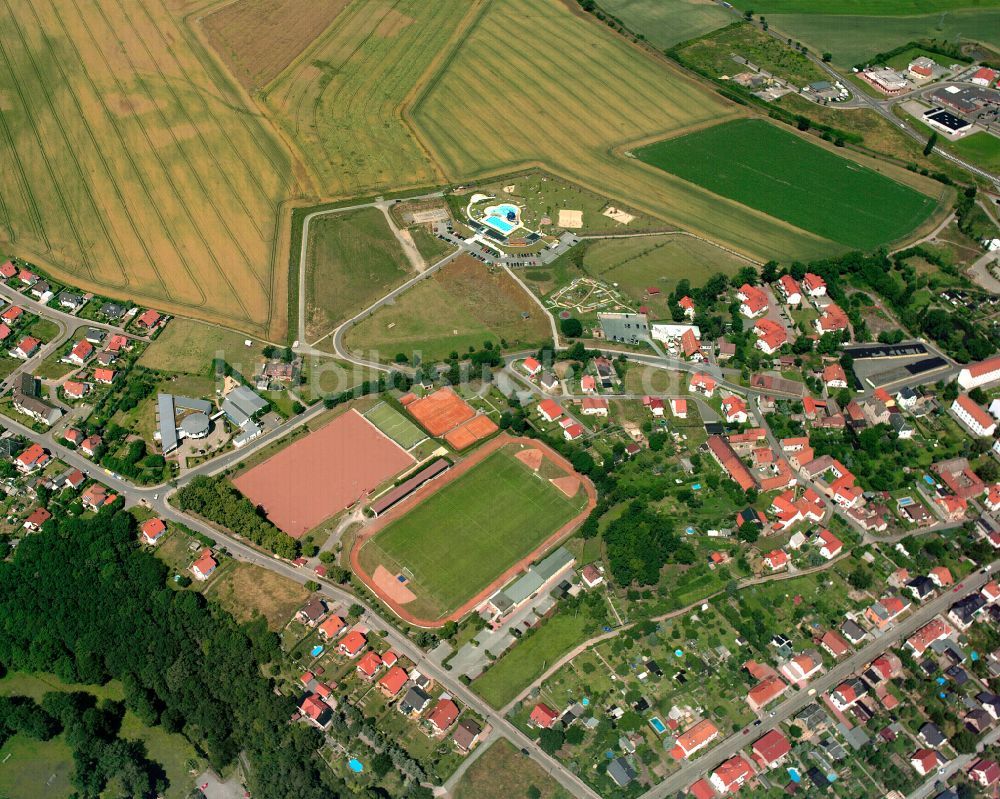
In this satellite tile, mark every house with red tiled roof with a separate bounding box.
[81,483,116,511]
[814,303,849,334]
[958,355,1000,389]
[688,778,715,799]
[721,395,748,424]
[706,435,756,493]
[537,399,562,423]
[22,507,51,531]
[987,485,1000,512]
[529,703,560,729]
[906,618,951,657]
[17,268,36,286]
[0,324,11,342]
[581,397,608,416]
[15,443,48,474]
[67,339,93,366]
[378,665,408,697]
[299,693,332,729]
[318,615,346,641]
[1,306,23,324]
[678,295,695,319]
[522,356,542,376]
[816,529,843,560]
[356,651,383,680]
[953,394,996,437]
[190,548,217,581]
[972,67,998,86]
[911,748,943,776]
[644,396,665,417]
[0,261,15,280]
[709,755,755,794]
[669,718,719,760]
[562,422,584,441]
[982,581,1000,604]
[580,374,596,393]
[780,653,822,684]
[140,518,167,545]
[64,469,85,490]
[681,328,703,361]
[929,566,953,588]
[753,318,787,355]
[426,698,459,735]
[970,759,1000,787]
[737,284,769,318]
[821,630,851,658]
[80,435,102,458]
[137,309,161,329]
[62,380,88,400]
[831,678,867,710]
[107,334,129,353]
[865,595,910,630]
[752,729,791,769]
[94,368,116,384]
[777,275,801,306]
[337,630,367,658]
[747,675,787,712]
[690,373,716,397]
[937,495,968,521]
[763,550,789,571]
[12,336,39,360]
[581,564,603,588]
[822,363,848,388]
[802,273,826,297]
[670,398,687,419]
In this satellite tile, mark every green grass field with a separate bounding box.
[453,740,571,799]
[948,131,1000,173]
[600,0,732,49]
[305,208,411,340]
[359,446,586,617]
[345,255,552,363]
[471,611,591,708]
[579,234,749,304]
[364,401,426,449]
[764,10,1000,65]
[728,0,1000,12]
[138,318,268,376]
[637,119,939,250]
[408,226,455,264]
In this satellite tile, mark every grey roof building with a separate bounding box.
[598,312,649,345]
[398,687,431,716]
[222,385,268,428]
[607,757,637,787]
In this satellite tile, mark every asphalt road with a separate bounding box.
[638,567,996,799]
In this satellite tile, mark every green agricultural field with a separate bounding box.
[764,10,1000,65]
[472,611,591,708]
[345,255,551,363]
[579,234,750,304]
[452,739,572,799]
[674,21,829,87]
[364,401,426,450]
[138,317,269,376]
[728,0,1000,12]
[600,0,732,49]
[359,446,586,618]
[304,208,411,340]
[636,119,940,250]
[413,0,840,264]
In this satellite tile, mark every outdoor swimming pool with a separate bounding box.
[649,717,666,734]
[897,496,914,507]
[482,203,520,234]
[348,758,363,773]
[310,645,324,657]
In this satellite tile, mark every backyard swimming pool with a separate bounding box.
[348,758,364,773]
[310,645,324,657]
[649,717,666,734]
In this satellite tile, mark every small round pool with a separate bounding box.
[310,645,324,657]
[348,758,363,773]
[581,697,590,706]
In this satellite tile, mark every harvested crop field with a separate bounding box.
[354,435,594,623]
[0,0,294,337]
[405,387,475,437]
[636,119,941,251]
[201,0,351,91]
[304,207,411,339]
[344,254,552,361]
[233,408,413,537]
[262,0,474,196]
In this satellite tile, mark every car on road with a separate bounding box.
[954,584,964,592]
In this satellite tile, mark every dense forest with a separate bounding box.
[0,507,351,798]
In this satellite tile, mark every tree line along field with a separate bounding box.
[199,0,352,91]
[637,119,942,251]
[598,0,733,50]
[410,0,841,264]
[0,0,295,338]
[344,255,553,362]
[260,0,477,198]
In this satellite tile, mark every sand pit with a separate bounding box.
[373,565,416,604]
[551,475,581,497]
[407,387,476,436]
[558,209,583,228]
[515,448,544,471]
[233,409,413,537]
[445,414,499,450]
[603,206,635,225]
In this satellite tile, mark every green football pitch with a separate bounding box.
[636,118,938,251]
[364,401,426,450]
[359,446,586,616]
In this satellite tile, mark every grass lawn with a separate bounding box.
[138,318,267,376]
[359,446,586,617]
[452,739,571,799]
[345,255,551,363]
[0,734,75,799]
[600,0,732,49]
[637,119,939,250]
[948,131,1000,174]
[304,207,411,340]
[580,234,748,305]
[22,317,59,343]
[472,611,591,708]
[204,562,310,631]
[364,401,426,450]
[409,226,455,264]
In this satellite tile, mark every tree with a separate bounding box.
[822,52,832,62]
[348,603,364,619]
[737,521,760,544]
[560,317,583,338]
[538,727,565,754]
[526,787,542,799]
[924,131,938,156]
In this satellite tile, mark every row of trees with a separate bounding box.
[0,508,351,798]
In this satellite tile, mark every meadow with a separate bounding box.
[262,0,475,197]
[599,0,732,49]
[0,0,294,338]
[359,446,586,617]
[203,562,310,631]
[580,234,750,304]
[636,119,940,250]
[137,317,270,376]
[764,10,1000,65]
[304,207,411,340]
[949,130,1000,173]
[410,0,843,263]
[344,255,552,362]
[200,0,351,90]
[453,741,571,799]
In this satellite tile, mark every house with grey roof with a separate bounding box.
[607,757,637,787]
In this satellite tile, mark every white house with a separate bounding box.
[953,394,996,437]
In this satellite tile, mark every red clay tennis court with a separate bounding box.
[444,414,499,450]
[233,409,414,538]
[406,387,476,436]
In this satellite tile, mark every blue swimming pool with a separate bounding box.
[897,496,914,507]
[788,767,801,783]
[310,645,324,657]
[484,215,516,234]
[649,717,666,734]
[482,203,520,234]
[348,758,363,773]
